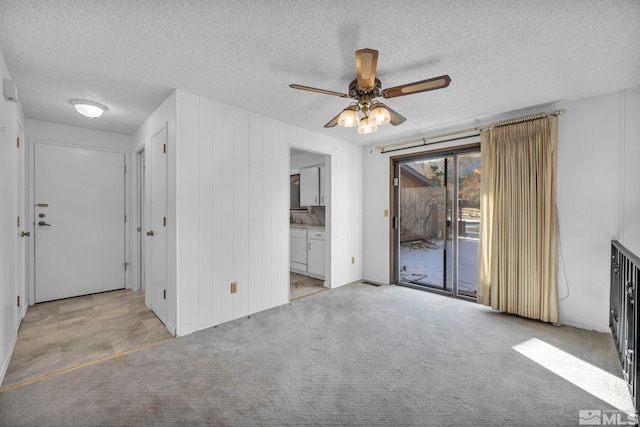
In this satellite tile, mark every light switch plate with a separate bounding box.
[230,282,237,293]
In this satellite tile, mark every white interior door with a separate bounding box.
[16,122,28,318]
[146,128,168,323]
[137,149,145,291]
[34,143,125,302]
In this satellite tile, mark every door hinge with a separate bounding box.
[124,262,129,271]
[137,227,141,232]
[163,216,166,226]
[16,137,20,148]
[393,217,399,229]
[393,177,399,186]
[163,289,167,300]
[17,296,20,307]
[163,143,166,154]
[17,216,20,227]
[124,214,127,222]
[124,165,127,174]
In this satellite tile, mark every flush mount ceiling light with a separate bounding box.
[70,99,107,118]
[290,48,451,135]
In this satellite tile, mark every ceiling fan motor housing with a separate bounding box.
[349,78,382,100]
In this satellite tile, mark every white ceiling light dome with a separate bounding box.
[71,99,107,118]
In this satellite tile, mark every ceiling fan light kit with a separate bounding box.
[357,116,378,135]
[290,48,451,135]
[337,106,360,127]
[370,104,391,125]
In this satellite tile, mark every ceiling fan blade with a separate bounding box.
[324,111,342,128]
[378,103,407,126]
[382,75,451,99]
[355,48,378,90]
[289,84,350,98]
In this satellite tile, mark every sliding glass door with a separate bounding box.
[393,149,480,299]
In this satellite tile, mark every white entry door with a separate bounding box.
[146,128,168,323]
[34,143,125,302]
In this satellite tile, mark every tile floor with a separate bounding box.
[290,272,327,300]
[1,289,173,389]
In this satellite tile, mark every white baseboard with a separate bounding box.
[166,321,176,336]
[0,331,18,387]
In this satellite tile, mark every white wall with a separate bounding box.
[621,88,640,256]
[130,91,177,333]
[555,87,640,331]
[0,50,26,384]
[362,88,640,333]
[27,120,131,151]
[174,90,362,336]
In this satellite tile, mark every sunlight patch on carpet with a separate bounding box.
[513,338,634,415]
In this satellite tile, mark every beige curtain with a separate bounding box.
[477,117,558,323]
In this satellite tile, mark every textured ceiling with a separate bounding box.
[0,0,638,144]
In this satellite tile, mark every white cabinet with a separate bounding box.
[300,165,325,207]
[300,167,320,206]
[290,228,307,273]
[307,230,325,279]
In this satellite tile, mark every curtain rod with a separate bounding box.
[376,109,566,154]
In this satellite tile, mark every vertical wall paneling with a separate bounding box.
[210,100,224,327]
[176,91,200,333]
[263,117,276,308]
[172,90,362,336]
[234,107,250,318]
[220,106,235,323]
[248,114,264,313]
[198,98,214,327]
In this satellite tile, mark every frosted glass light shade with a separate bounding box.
[71,100,107,118]
[337,107,360,127]
[370,105,390,125]
[357,116,378,134]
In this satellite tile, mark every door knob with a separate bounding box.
[146,231,154,236]
[20,231,30,237]
[38,221,51,226]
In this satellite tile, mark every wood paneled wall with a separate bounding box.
[174,91,363,336]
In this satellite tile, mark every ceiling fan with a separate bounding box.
[289,48,451,135]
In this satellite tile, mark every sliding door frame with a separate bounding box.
[390,143,480,301]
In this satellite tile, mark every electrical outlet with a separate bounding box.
[351,256,355,264]
[230,282,237,294]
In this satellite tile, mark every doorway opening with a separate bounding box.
[392,148,481,299]
[289,147,331,301]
